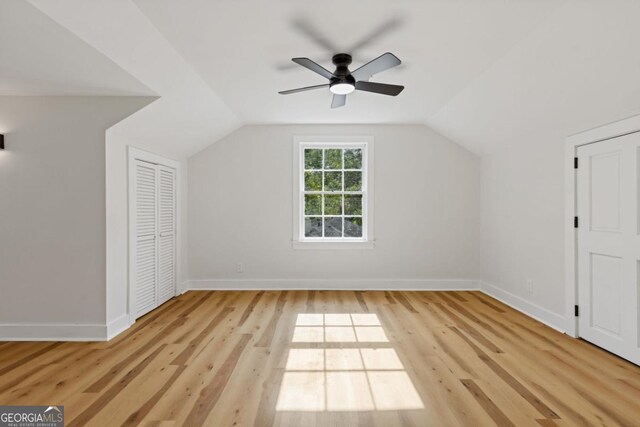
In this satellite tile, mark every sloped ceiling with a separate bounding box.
[133,0,561,126]
[11,0,640,157]
[25,0,241,159]
[429,0,640,155]
[0,0,151,96]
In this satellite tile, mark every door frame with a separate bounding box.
[128,147,181,325]
[565,114,640,337]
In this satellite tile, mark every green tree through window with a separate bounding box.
[302,144,366,239]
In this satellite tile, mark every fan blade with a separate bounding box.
[355,81,404,96]
[291,58,334,80]
[291,18,338,52]
[331,94,346,109]
[279,84,329,95]
[351,52,401,81]
[276,55,332,71]
[347,18,403,53]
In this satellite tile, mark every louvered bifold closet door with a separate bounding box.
[157,165,176,305]
[134,160,158,318]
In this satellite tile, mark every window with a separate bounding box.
[294,138,372,246]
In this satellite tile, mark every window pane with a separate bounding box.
[324,149,343,169]
[305,149,322,169]
[344,171,362,191]
[324,217,342,237]
[324,194,343,215]
[344,217,363,237]
[305,171,322,191]
[305,195,322,215]
[305,218,322,237]
[344,149,362,169]
[344,195,362,215]
[300,144,367,242]
[324,171,342,192]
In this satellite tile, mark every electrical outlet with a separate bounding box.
[526,280,533,294]
[236,262,244,273]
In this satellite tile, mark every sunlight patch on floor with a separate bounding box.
[292,313,389,343]
[276,313,424,412]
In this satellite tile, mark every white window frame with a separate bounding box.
[292,135,375,250]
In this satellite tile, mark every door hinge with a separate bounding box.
[574,157,579,169]
[574,216,579,228]
[574,305,579,317]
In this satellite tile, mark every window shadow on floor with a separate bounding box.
[275,313,424,412]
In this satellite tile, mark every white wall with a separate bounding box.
[187,125,480,288]
[479,136,566,328]
[105,133,188,327]
[0,96,152,339]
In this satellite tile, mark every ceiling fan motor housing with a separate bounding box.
[330,53,355,88]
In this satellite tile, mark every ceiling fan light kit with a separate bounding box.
[330,82,355,95]
[279,52,404,108]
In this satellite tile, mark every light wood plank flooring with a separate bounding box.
[1,291,639,426]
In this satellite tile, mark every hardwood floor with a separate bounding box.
[1,291,639,426]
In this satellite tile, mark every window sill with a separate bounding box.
[292,240,376,250]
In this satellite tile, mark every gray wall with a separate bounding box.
[479,137,565,317]
[188,125,480,284]
[0,96,152,330]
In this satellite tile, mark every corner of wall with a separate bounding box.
[106,314,131,341]
[479,281,565,333]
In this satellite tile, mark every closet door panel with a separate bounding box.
[157,166,176,305]
[134,161,158,317]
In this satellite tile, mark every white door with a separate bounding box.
[157,165,176,305]
[132,160,159,318]
[577,132,640,365]
[131,159,177,320]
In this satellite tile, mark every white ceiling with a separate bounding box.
[7,0,640,157]
[133,0,561,125]
[430,0,640,154]
[25,0,241,159]
[0,0,151,96]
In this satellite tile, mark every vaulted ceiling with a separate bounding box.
[133,0,560,126]
[0,1,151,96]
[4,0,640,157]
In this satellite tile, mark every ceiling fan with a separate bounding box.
[279,52,404,108]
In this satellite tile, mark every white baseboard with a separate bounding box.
[0,323,108,341]
[185,278,480,291]
[0,280,568,342]
[186,278,566,333]
[479,281,566,333]
[106,314,131,340]
[178,280,190,294]
[0,314,133,342]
